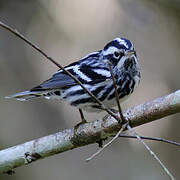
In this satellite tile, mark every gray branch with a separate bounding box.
[0,90,180,174]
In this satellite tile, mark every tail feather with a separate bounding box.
[5,91,44,101]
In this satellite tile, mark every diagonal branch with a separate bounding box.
[118,134,180,146]
[86,122,129,162]
[0,90,180,174]
[101,61,175,179]
[0,21,119,121]
[126,124,175,180]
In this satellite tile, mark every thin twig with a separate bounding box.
[118,134,180,147]
[86,122,129,162]
[106,61,124,123]
[107,61,175,179]
[0,21,120,121]
[86,62,129,162]
[106,61,127,124]
[127,125,175,180]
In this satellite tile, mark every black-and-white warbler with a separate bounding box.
[6,38,140,118]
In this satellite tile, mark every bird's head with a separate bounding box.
[101,38,138,71]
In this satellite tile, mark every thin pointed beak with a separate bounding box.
[125,50,135,57]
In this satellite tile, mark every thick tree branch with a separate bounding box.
[0,90,180,174]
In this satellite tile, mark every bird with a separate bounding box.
[6,37,141,124]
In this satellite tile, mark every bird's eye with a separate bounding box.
[114,51,124,58]
[114,51,120,58]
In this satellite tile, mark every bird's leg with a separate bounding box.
[74,109,105,147]
[74,109,108,147]
[74,109,87,136]
[79,108,87,124]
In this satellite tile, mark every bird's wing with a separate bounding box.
[31,52,111,91]
[31,72,76,91]
[31,66,111,91]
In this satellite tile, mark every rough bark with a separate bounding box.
[0,90,180,174]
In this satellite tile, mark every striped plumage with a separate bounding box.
[6,38,140,112]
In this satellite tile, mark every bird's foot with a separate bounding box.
[73,117,87,136]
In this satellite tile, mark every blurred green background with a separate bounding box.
[0,0,180,179]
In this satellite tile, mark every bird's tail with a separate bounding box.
[5,90,45,101]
